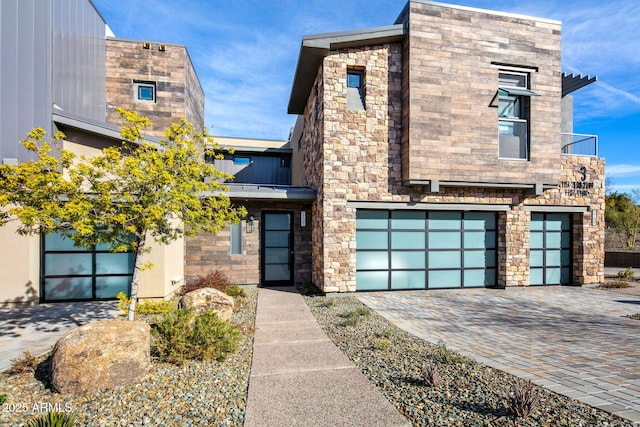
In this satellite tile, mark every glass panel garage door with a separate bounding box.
[356,210,497,291]
[530,213,572,285]
[41,232,134,301]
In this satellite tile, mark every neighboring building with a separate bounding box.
[192,0,603,293]
[0,0,202,304]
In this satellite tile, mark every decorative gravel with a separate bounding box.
[306,295,635,427]
[0,289,257,427]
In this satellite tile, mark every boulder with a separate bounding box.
[179,287,235,321]
[51,320,150,394]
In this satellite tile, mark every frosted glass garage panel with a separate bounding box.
[546,232,562,249]
[545,214,570,231]
[429,212,461,229]
[545,268,562,284]
[96,276,131,299]
[464,269,495,287]
[530,268,544,285]
[44,277,92,300]
[530,250,544,267]
[392,232,425,249]
[391,271,425,289]
[464,250,496,268]
[356,251,389,270]
[429,232,461,249]
[463,212,496,230]
[464,231,496,249]
[356,231,388,249]
[428,270,461,288]
[561,233,571,249]
[96,253,134,275]
[391,211,426,229]
[546,250,562,267]
[530,232,544,249]
[356,210,388,229]
[45,253,92,275]
[356,271,389,290]
[391,251,425,269]
[530,214,544,230]
[428,251,461,269]
[44,233,84,251]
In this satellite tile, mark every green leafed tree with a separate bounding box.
[0,108,246,319]
[605,191,640,250]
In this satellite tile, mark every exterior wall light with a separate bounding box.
[247,215,255,233]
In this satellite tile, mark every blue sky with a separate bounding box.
[92,0,639,194]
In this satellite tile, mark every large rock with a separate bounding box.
[179,287,235,321]
[51,320,150,394]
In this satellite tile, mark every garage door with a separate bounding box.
[356,210,497,291]
[530,213,572,285]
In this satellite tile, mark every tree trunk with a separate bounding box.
[127,232,146,321]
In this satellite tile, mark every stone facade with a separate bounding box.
[398,2,562,186]
[295,2,604,292]
[105,39,204,134]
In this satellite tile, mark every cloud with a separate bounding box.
[606,164,640,178]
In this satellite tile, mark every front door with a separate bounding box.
[261,211,293,285]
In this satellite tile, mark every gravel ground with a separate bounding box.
[0,289,257,427]
[306,295,635,427]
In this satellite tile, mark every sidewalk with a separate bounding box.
[0,301,119,371]
[244,286,409,427]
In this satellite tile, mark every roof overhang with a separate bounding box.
[287,24,406,115]
[218,183,317,201]
[562,73,597,97]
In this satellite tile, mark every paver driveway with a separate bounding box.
[357,286,640,423]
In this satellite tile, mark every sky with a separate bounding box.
[92,0,640,194]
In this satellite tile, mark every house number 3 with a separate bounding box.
[580,166,587,181]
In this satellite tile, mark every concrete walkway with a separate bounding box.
[357,286,640,423]
[244,286,409,427]
[0,301,119,371]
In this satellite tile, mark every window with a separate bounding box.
[134,81,156,102]
[347,69,365,110]
[498,72,539,160]
[230,222,242,255]
[233,157,251,166]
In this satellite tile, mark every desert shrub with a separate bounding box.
[617,267,635,280]
[181,270,232,295]
[316,299,335,308]
[116,292,176,316]
[433,341,468,365]
[599,280,632,289]
[422,360,441,387]
[373,338,390,351]
[0,394,6,404]
[224,284,247,298]
[338,307,370,327]
[151,308,240,365]
[25,412,75,427]
[8,350,38,374]
[507,379,540,419]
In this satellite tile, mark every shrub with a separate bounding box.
[25,412,75,427]
[422,360,441,387]
[151,308,240,365]
[224,284,247,298]
[8,350,38,374]
[507,379,540,419]
[599,280,632,289]
[0,394,6,404]
[298,282,322,296]
[116,292,176,316]
[373,338,390,351]
[316,299,335,308]
[181,270,232,295]
[433,341,468,365]
[338,307,370,327]
[617,267,635,280]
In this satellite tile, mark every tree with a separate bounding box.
[0,108,246,319]
[605,192,640,250]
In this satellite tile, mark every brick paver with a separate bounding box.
[358,286,640,423]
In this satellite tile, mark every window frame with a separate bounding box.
[230,222,243,255]
[498,71,537,161]
[133,80,156,103]
[346,68,365,110]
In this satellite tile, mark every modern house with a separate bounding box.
[1,0,604,305]
[189,0,603,293]
[0,0,202,304]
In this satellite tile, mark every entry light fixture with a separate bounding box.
[247,215,255,233]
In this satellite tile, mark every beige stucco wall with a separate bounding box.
[0,223,39,306]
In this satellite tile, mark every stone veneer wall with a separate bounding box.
[105,39,204,135]
[300,41,604,292]
[398,2,562,186]
[184,201,313,286]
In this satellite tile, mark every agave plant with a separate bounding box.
[25,412,75,427]
[422,360,441,387]
[507,379,540,418]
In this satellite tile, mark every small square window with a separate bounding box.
[347,71,362,88]
[133,81,156,102]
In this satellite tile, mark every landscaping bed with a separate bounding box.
[306,294,635,427]
[0,289,257,427]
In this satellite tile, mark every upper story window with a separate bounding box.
[498,72,539,160]
[346,69,365,110]
[134,80,156,103]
